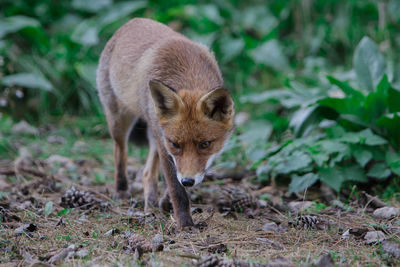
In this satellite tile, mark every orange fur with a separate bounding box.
[97,18,234,228]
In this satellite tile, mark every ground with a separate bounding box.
[0,116,399,266]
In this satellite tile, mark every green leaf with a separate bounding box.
[240,5,278,36]
[249,40,289,71]
[0,16,40,39]
[363,75,389,122]
[388,86,400,113]
[70,20,99,46]
[376,113,400,149]
[290,106,319,137]
[97,1,147,27]
[343,165,368,182]
[386,151,400,176]
[57,208,73,217]
[319,165,367,192]
[367,163,391,179]
[319,167,343,192]
[75,63,97,88]
[352,148,373,167]
[44,201,53,217]
[353,37,386,91]
[256,163,271,183]
[340,129,387,146]
[71,1,146,46]
[289,173,319,193]
[72,0,112,13]
[185,4,224,25]
[274,151,312,174]
[1,73,52,91]
[219,35,244,63]
[359,129,387,146]
[326,76,364,99]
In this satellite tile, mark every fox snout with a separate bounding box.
[181,177,195,187]
[177,172,205,187]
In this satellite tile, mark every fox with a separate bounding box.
[96,18,235,228]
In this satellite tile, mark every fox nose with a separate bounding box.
[181,177,195,187]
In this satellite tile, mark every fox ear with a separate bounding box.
[197,88,234,123]
[149,80,182,120]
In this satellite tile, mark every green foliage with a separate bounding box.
[241,36,400,193]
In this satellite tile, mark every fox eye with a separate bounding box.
[199,141,211,150]
[170,141,180,149]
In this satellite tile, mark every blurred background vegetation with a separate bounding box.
[1,0,400,197]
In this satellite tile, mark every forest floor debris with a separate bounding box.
[1,122,399,266]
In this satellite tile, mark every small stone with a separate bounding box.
[382,240,400,258]
[373,207,400,220]
[46,155,75,169]
[75,249,89,258]
[260,222,279,232]
[364,231,386,244]
[11,121,38,135]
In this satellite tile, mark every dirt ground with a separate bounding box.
[1,119,400,266]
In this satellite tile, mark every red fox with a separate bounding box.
[97,18,235,228]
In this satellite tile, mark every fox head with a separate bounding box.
[149,79,234,187]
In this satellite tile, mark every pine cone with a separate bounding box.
[216,187,258,214]
[60,187,107,210]
[289,215,326,230]
[125,234,163,256]
[197,255,221,267]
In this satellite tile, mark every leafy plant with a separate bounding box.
[241,37,400,193]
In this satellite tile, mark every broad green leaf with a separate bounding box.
[44,201,53,217]
[71,1,146,46]
[239,90,293,105]
[353,37,386,91]
[240,6,278,36]
[70,20,99,46]
[1,73,52,91]
[367,163,391,179]
[359,129,387,146]
[72,0,112,13]
[249,40,289,71]
[362,75,389,122]
[388,86,400,113]
[376,113,400,149]
[340,129,387,146]
[343,165,368,182]
[326,76,364,99]
[386,151,400,176]
[97,1,147,27]
[352,148,373,167]
[75,63,97,88]
[319,167,343,192]
[256,163,271,183]
[219,35,244,63]
[289,173,319,193]
[185,4,224,25]
[274,151,312,174]
[290,106,318,137]
[238,121,272,144]
[0,16,40,39]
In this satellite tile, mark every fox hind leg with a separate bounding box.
[105,108,136,197]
